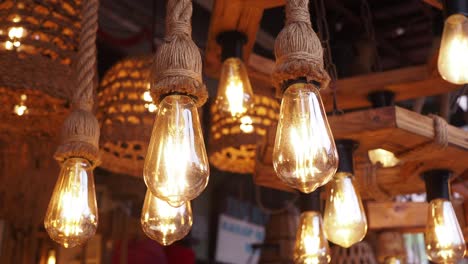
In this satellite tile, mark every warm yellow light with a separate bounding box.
[13,94,28,116]
[44,158,98,248]
[143,90,153,102]
[323,172,367,248]
[6,26,25,50]
[438,14,468,84]
[141,190,193,246]
[239,115,254,133]
[144,94,209,207]
[425,198,466,263]
[215,58,254,118]
[368,148,399,168]
[273,82,338,193]
[142,91,157,112]
[47,249,56,264]
[294,211,330,264]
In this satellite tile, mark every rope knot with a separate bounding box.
[287,7,311,25]
[167,21,191,36]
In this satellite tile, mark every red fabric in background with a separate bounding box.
[165,244,196,264]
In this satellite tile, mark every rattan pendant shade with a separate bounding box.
[97,56,156,177]
[0,0,81,136]
[209,93,280,174]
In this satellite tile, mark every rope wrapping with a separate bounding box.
[272,0,330,96]
[151,0,207,107]
[54,0,100,166]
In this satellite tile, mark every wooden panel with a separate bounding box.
[248,55,461,112]
[423,0,443,9]
[254,106,468,197]
[367,202,427,229]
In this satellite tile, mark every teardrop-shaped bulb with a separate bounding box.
[323,172,367,248]
[144,94,209,207]
[273,82,338,193]
[44,158,98,248]
[425,198,466,263]
[294,211,330,264]
[215,57,254,118]
[438,14,468,84]
[141,190,193,246]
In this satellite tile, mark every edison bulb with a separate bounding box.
[273,82,338,193]
[323,172,367,248]
[141,191,193,246]
[144,94,209,207]
[44,158,98,248]
[425,198,466,263]
[215,58,254,118]
[368,148,399,168]
[438,14,468,84]
[47,249,57,264]
[294,211,330,264]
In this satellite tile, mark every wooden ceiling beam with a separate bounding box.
[422,0,443,9]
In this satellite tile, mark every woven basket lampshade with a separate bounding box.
[98,56,157,177]
[209,93,280,174]
[0,0,81,136]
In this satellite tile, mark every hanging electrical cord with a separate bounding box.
[313,0,342,115]
[360,0,382,72]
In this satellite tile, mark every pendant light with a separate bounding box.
[323,140,367,248]
[367,91,400,168]
[215,30,254,118]
[44,0,100,248]
[141,190,193,246]
[272,0,338,193]
[294,191,331,264]
[438,0,468,84]
[144,0,209,207]
[423,169,466,263]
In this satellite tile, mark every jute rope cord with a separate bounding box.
[150,0,207,107]
[272,0,330,96]
[397,114,449,162]
[54,0,100,166]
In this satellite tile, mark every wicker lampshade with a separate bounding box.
[97,56,156,177]
[209,93,280,174]
[0,0,81,135]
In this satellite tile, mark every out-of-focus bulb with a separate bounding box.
[323,172,367,248]
[273,82,338,193]
[13,94,28,116]
[215,58,254,118]
[141,190,193,246]
[44,158,98,248]
[368,148,399,168]
[47,249,57,264]
[294,211,330,264]
[383,256,403,264]
[240,115,254,133]
[144,94,209,207]
[143,91,157,112]
[425,198,466,263]
[438,14,468,84]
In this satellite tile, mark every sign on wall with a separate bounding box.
[215,214,265,264]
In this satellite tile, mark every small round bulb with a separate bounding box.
[141,190,193,246]
[44,158,98,248]
[438,14,468,84]
[294,211,330,264]
[323,172,367,248]
[273,82,338,193]
[215,58,254,118]
[425,198,466,263]
[144,94,209,207]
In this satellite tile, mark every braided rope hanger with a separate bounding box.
[272,0,330,96]
[150,0,207,107]
[55,0,100,166]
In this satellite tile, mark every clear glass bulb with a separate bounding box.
[273,82,338,193]
[323,172,367,248]
[47,249,57,264]
[141,190,193,246]
[44,158,98,248]
[368,148,399,168]
[294,211,331,264]
[215,57,254,118]
[425,198,466,263]
[144,94,209,207]
[438,14,468,84]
